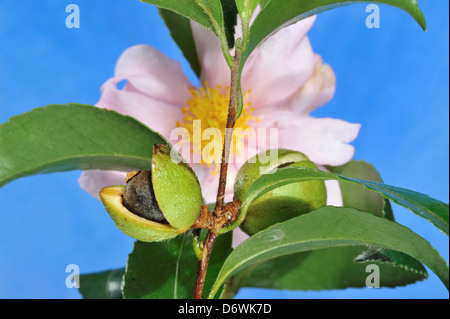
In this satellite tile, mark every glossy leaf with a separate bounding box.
[328,160,385,216]
[242,0,426,67]
[259,0,270,8]
[235,0,259,24]
[142,0,234,66]
[228,161,427,294]
[225,166,449,235]
[142,0,232,46]
[79,268,125,299]
[159,8,201,77]
[123,231,232,299]
[329,160,425,270]
[209,207,449,298]
[0,104,168,187]
[141,0,215,33]
[230,246,427,292]
[123,233,196,299]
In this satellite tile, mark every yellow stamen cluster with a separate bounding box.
[176,82,258,175]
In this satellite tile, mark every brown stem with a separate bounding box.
[192,201,241,232]
[191,201,240,299]
[214,47,242,217]
[193,231,217,299]
[193,46,243,299]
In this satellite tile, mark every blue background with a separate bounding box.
[0,0,448,299]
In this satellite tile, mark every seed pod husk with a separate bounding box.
[100,185,186,242]
[99,144,203,242]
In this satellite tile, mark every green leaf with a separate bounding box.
[236,0,260,15]
[123,231,232,299]
[241,0,426,70]
[235,0,259,24]
[79,268,125,299]
[198,0,227,32]
[259,0,269,8]
[141,0,215,33]
[159,8,201,77]
[142,0,235,66]
[209,207,449,298]
[382,196,396,221]
[328,160,385,216]
[225,166,449,236]
[227,160,427,294]
[329,160,425,271]
[230,246,427,292]
[0,104,168,187]
[141,0,227,42]
[123,233,195,299]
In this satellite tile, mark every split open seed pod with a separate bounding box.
[100,144,203,242]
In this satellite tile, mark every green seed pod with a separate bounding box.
[99,144,203,242]
[234,149,327,235]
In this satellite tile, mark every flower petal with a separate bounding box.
[262,113,360,166]
[242,16,316,108]
[113,44,193,106]
[232,228,250,248]
[279,54,336,114]
[191,21,230,89]
[325,179,344,207]
[318,165,344,207]
[97,80,183,139]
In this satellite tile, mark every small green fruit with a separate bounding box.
[234,149,327,235]
[100,144,203,242]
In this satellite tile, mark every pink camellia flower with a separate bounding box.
[79,15,360,244]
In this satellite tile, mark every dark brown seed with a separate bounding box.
[122,170,168,224]
[277,162,295,169]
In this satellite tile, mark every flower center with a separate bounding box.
[177,82,258,175]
